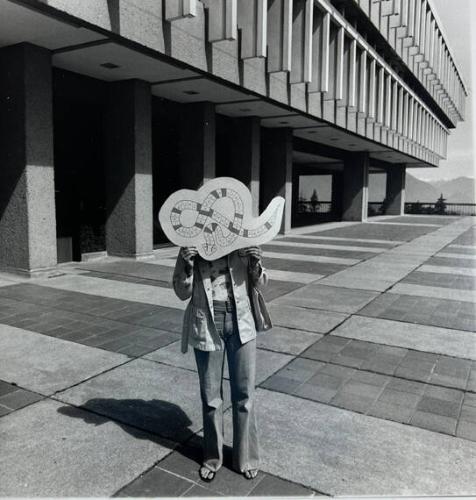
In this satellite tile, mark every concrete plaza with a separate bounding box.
[0,215,475,497]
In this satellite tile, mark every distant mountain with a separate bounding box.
[429,177,475,204]
[369,173,475,204]
[405,174,439,203]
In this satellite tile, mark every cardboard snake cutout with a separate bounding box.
[159,177,285,260]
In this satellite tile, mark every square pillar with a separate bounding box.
[0,44,57,274]
[260,128,293,234]
[104,80,153,259]
[226,117,261,215]
[385,164,406,215]
[342,153,369,221]
[179,102,216,189]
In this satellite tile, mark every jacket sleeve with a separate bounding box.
[249,259,268,290]
[172,252,194,301]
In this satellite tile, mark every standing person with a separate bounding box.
[173,245,268,482]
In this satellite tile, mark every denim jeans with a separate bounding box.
[194,300,259,473]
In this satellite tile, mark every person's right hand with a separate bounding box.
[180,246,198,265]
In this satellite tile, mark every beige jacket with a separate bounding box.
[173,251,268,352]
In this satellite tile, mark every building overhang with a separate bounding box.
[1,0,441,169]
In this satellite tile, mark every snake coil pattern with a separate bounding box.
[170,188,276,255]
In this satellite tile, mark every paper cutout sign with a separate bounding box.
[159,177,285,260]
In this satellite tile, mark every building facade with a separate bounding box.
[0,0,467,275]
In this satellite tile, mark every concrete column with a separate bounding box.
[342,152,369,221]
[260,128,293,234]
[385,164,406,215]
[104,79,153,259]
[227,117,261,215]
[331,171,344,219]
[179,102,216,189]
[0,43,57,274]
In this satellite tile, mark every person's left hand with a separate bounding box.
[241,246,262,264]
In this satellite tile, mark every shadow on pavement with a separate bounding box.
[57,398,195,448]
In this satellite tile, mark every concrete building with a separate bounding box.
[0,0,467,275]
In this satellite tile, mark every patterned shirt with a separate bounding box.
[208,256,233,301]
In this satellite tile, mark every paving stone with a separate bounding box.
[429,373,468,390]
[116,466,193,497]
[460,405,476,424]
[394,365,433,383]
[417,396,462,419]
[319,364,356,380]
[434,358,472,378]
[255,327,321,356]
[272,284,378,314]
[183,484,222,497]
[330,392,376,413]
[0,389,43,410]
[351,371,390,387]
[0,404,12,417]
[0,380,18,397]
[367,401,414,424]
[261,375,301,394]
[307,372,344,390]
[146,340,292,385]
[330,316,476,361]
[463,393,476,407]
[267,305,348,334]
[261,257,347,276]
[159,437,265,497]
[330,354,365,368]
[378,388,421,408]
[294,383,338,403]
[411,410,457,435]
[385,379,427,395]
[248,474,315,497]
[0,324,128,395]
[339,381,384,400]
[424,385,464,403]
[456,420,476,441]
[56,360,209,443]
[0,399,172,497]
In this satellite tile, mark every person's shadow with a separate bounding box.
[57,398,195,448]
[57,398,235,471]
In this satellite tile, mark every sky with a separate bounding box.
[407,0,475,182]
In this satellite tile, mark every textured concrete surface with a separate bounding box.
[56,359,205,441]
[272,284,379,313]
[267,304,348,333]
[0,324,128,395]
[389,282,476,303]
[36,274,186,310]
[263,250,360,266]
[332,316,476,360]
[1,216,475,497]
[0,399,172,497]
[144,341,293,384]
[256,327,322,355]
[228,388,476,496]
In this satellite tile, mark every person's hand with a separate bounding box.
[242,246,262,266]
[180,246,198,265]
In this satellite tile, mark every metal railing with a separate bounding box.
[368,201,476,216]
[405,202,476,216]
[297,201,333,214]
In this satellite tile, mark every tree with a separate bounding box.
[434,193,447,215]
[310,189,320,212]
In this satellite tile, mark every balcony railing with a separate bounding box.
[297,201,333,214]
[369,201,476,216]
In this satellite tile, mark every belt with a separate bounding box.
[213,299,235,312]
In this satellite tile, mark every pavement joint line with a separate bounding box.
[0,287,182,336]
[0,319,180,361]
[297,352,476,395]
[256,386,463,443]
[353,309,476,337]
